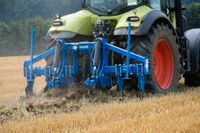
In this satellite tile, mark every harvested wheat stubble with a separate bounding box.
[0,88,200,133]
[0,56,200,133]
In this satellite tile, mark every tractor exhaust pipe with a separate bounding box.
[175,0,184,36]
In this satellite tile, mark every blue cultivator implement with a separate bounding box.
[24,23,149,95]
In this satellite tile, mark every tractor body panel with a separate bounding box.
[48,5,152,38]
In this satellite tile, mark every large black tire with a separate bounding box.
[132,24,181,93]
[184,29,200,87]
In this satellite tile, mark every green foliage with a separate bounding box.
[0,0,82,23]
[0,17,51,56]
[0,0,83,55]
[184,3,200,28]
[183,0,200,5]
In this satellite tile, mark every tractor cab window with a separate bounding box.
[84,0,143,15]
[85,0,126,12]
[127,0,141,5]
[149,0,161,10]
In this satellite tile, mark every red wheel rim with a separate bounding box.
[153,39,174,89]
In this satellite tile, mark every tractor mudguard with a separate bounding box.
[185,29,200,73]
[135,10,175,35]
[114,5,152,35]
[114,9,175,36]
[115,6,151,29]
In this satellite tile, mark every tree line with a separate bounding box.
[0,0,82,23]
[0,17,51,56]
[0,0,199,56]
[0,0,82,56]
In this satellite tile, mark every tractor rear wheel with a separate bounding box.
[132,24,180,93]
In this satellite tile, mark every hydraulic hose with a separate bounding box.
[93,41,101,75]
[54,43,62,68]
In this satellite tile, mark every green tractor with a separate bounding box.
[25,0,200,94]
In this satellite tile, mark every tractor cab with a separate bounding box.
[82,0,177,15]
[82,0,183,27]
[82,0,143,16]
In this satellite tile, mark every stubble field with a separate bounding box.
[0,56,200,133]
